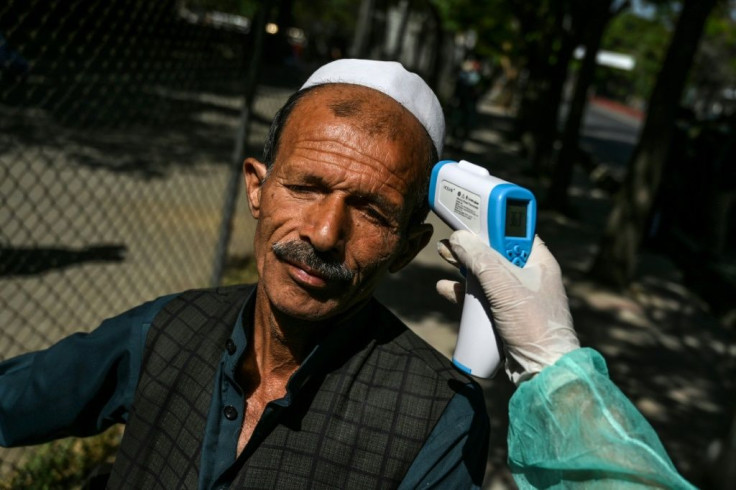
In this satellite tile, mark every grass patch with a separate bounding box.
[1,427,122,490]
[222,254,259,286]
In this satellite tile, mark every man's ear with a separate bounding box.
[243,157,268,219]
[389,223,433,273]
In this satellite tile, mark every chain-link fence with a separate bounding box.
[0,0,455,478]
[0,0,301,475]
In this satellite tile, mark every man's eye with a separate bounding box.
[362,207,392,227]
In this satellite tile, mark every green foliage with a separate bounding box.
[293,0,359,32]
[691,4,736,102]
[597,10,671,102]
[597,2,735,107]
[431,0,520,61]
[0,428,122,490]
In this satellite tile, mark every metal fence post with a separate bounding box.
[211,2,275,287]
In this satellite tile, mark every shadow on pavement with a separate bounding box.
[0,244,127,277]
[0,89,262,180]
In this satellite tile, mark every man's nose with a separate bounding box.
[302,194,348,253]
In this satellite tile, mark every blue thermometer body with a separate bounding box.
[429,160,537,377]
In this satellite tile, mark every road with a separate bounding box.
[580,98,643,170]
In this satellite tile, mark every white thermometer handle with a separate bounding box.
[453,274,502,378]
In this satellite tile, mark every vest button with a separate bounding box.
[223,405,238,420]
[225,339,236,355]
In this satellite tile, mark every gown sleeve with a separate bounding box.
[507,348,697,489]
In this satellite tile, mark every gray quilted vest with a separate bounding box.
[108,285,470,489]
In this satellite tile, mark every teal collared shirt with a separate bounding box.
[0,291,489,488]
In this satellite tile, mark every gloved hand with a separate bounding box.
[437,230,580,385]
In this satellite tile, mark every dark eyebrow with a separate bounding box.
[300,174,329,186]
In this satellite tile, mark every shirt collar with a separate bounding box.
[225,287,374,405]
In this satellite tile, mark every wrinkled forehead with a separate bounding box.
[294,84,422,127]
[282,84,434,171]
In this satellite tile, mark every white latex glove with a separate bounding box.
[437,230,580,385]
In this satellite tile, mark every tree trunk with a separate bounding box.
[546,0,616,212]
[512,1,581,176]
[424,0,444,91]
[514,27,556,171]
[511,2,553,148]
[387,0,413,60]
[589,0,718,288]
[351,0,376,58]
[530,29,575,174]
[211,1,275,286]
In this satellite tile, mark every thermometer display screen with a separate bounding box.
[505,200,528,237]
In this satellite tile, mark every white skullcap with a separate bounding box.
[300,59,445,155]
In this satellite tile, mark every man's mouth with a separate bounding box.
[285,261,330,288]
[272,240,355,288]
[289,260,326,280]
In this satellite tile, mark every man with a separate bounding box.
[0,60,489,488]
[1,59,696,489]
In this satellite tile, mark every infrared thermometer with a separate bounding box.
[429,160,536,378]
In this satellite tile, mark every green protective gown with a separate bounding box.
[508,348,697,489]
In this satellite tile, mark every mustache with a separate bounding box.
[272,240,355,282]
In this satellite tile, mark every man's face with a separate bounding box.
[244,85,432,322]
